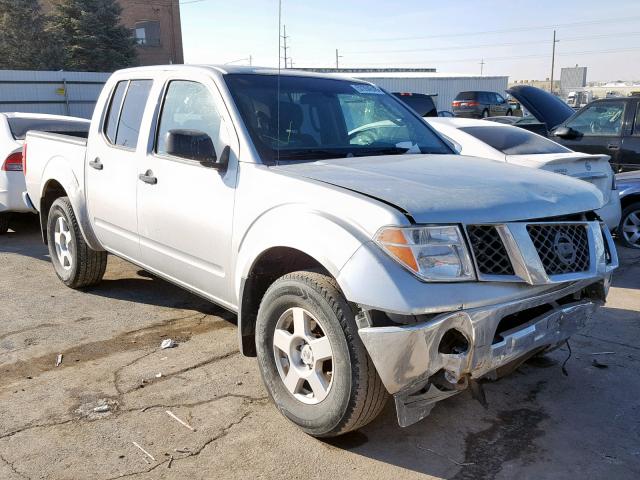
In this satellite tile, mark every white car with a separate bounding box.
[427,117,621,230]
[0,113,89,233]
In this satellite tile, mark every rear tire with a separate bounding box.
[256,271,388,437]
[0,213,10,234]
[618,201,640,249]
[481,109,489,118]
[47,197,107,288]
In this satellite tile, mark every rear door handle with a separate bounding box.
[89,158,103,170]
[608,144,620,150]
[138,170,157,185]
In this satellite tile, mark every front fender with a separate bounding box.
[234,204,372,300]
[40,158,102,251]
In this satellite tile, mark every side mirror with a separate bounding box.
[165,129,227,170]
[553,126,579,139]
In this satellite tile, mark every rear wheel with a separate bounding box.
[481,109,489,118]
[47,197,107,288]
[256,271,388,437]
[0,213,10,234]
[619,201,640,249]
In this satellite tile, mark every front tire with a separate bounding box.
[47,197,107,288]
[618,201,640,249]
[256,271,388,437]
[506,109,513,116]
[0,213,10,234]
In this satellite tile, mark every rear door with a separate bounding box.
[554,100,627,170]
[136,74,239,306]
[86,79,153,259]
[620,100,640,170]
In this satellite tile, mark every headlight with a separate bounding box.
[375,226,476,282]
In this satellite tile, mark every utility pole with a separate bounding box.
[479,58,485,76]
[249,55,252,66]
[335,49,343,69]
[550,30,559,94]
[281,25,290,69]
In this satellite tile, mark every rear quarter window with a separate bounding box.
[8,118,89,140]
[460,125,572,155]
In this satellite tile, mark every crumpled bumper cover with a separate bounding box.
[358,279,606,427]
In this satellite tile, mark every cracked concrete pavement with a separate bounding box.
[1,214,639,480]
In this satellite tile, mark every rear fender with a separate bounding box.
[40,157,102,251]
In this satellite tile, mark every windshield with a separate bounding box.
[460,125,572,155]
[224,74,452,163]
[7,117,89,140]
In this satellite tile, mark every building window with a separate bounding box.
[134,21,161,47]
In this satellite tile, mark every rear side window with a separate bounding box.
[460,125,572,155]
[8,118,89,140]
[103,80,153,148]
[104,81,128,143]
[455,92,476,101]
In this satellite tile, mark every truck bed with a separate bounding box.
[24,130,88,212]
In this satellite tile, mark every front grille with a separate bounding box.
[527,224,590,275]
[467,226,515,275]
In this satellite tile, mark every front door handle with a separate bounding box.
[608,144,620,151]
[89,158,103,170]
[138,170,157,185]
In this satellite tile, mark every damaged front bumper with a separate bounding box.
[358,280,605,427]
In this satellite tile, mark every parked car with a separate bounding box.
[393,92,454,118]
[504,85,640,172]
[0,113,89,233]
[426,117,621,230]
[616,170,640,248]
[23,65,617,437]
[452,91,513,118]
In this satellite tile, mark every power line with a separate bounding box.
[345,31,640,55]
[349,16,640,43]
[349,46,640,67]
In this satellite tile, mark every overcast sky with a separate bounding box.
[180,0,640,81]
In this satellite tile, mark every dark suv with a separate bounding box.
[452,91,512,118]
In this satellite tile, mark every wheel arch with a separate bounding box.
[620,193,640,211]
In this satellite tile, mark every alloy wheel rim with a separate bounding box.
[622,209,640,247]
[272,307,334,404]
[54,216,73,270]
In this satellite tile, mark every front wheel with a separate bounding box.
[506,109,513,116]
[619,201,640,249]
[256,271,388,437]
[0,213,10,234]
[47,197,108,288]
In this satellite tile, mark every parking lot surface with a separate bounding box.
[1,214,639,480]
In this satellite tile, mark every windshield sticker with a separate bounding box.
[352,84,384,95]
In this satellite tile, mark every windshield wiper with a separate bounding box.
[276,146,410,161]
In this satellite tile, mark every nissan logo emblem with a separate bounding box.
[554,232,576,265]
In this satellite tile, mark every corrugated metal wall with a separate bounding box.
[0,70,111,119]
[353,76,509,112]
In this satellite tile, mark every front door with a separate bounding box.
[136,77,238,307]
[555,100,627,170]
[86,79,153,259]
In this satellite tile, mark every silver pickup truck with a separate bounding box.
[23,66,618,437]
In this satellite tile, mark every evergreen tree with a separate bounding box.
[0,0,61,70]
[49,0,138,72]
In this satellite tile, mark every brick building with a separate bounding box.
[40,0,184,67]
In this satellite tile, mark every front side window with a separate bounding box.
[156,81,223,156]
[107,80,153,148]
[460,125,572,155]
[224,74,451,163]
[566,101,626,136]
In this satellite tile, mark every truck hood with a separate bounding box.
[274,154,604,224]
[506,85,576,129]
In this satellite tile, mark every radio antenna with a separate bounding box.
[277,0,282,164]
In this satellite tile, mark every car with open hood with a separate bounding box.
[499,85,640,172]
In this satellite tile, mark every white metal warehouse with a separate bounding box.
[346,72,509,113]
